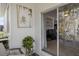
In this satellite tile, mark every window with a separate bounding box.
[0,17,4,31]
[0,3,9,38]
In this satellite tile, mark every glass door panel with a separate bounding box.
[59,4,79,56]
[42,9,57,56]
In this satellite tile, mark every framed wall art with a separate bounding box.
[17,5,32,28]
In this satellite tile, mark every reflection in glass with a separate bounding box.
[43,9,57,55]
[59,4,79,56]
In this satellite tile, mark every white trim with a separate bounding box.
[41,4,68,14]
[57,8,59,56]
[41,13,47,49]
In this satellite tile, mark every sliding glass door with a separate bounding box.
[42,9,57,56]
[42,3,79,56]
[59,4,79,56]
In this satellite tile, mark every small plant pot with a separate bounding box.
[25,48,32,56]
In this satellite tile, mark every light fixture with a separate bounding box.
[64,10,69,16]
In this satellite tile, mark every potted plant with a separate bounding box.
[22,36,34,56]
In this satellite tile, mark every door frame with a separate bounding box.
[41,3,68,56]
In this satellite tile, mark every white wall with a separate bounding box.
[8,3,66,56]
[8,4,35,50]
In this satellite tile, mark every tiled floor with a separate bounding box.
[59,40,79,56]
[47,40,79,56]
[47,40,57,55]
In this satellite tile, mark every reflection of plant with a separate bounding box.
[59,15,75,40]
[59,4,79,41]
[65,34,75,40]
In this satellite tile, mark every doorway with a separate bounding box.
[42,3,79,56]
[42,9,57,55]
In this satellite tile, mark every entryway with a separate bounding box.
[42,3,79,56]
[42,9,57,55]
